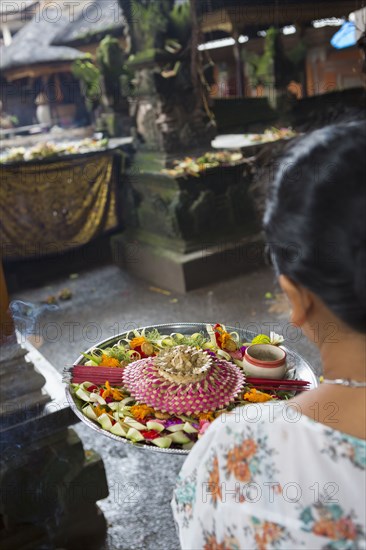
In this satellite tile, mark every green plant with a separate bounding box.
[169,0,191,45]
[97,36,124,77]
[96,35,134,102]
[244,27,306,89]
[242,27,278,87]
[257,27,277,81]
[72,57,101,111]
[130,0,172,51]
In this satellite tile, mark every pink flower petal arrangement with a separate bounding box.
[122,345,245,416]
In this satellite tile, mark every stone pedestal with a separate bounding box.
[112,156,264,292]
[0,340,109,549]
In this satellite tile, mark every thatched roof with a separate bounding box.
[52,0,126,47]
[0,0,127,79]
[0,3,85,76]
[0,0,38,16]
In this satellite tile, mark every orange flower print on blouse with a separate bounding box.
[239,438,257,459]
[300,502,364,548]
[251,518,287,550]
[226,438,257,482]
[313,516,357,540]
[203,534,226,550]
[208,455,222,505]
[203,533,240,550]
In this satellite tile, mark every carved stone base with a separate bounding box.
[111,230,264,293]
[122,151,259,254]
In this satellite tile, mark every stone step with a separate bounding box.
[0,368,47,401]
[53,503,107,550]
[0,523,48,550]
[63,449,109,508]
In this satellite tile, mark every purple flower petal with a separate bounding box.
[164,418,184,428]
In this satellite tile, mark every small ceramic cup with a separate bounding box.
[243,344,287,379]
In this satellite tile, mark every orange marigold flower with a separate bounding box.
[99,354,121,368]
[130,336,147,349]
[215,325,237,351]
[130,404,155,421]
[244,388,272,403]
[102,380,123,401]
[221,332,235,349]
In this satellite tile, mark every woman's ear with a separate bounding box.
[278,275,313,327]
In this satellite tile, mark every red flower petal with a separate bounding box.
[140,430,160,440]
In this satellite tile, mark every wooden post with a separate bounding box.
[0,261,15,343]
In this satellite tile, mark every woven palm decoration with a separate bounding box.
[122,345,245,415]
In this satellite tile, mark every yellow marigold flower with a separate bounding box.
[99,354,121,368]
[154,411,171,420]
[94,405,106,417]
[130,404,155,421]
[221,332,233,347]
[130,336,147,349]
[198,411,215,422]
[243,388,272,403]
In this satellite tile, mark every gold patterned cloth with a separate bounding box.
[1,151,119,259]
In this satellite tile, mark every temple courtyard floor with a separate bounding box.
[9,263,321,550]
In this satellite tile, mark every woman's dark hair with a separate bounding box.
[264,121,366,333]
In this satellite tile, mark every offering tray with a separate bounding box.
[66,323,318,455]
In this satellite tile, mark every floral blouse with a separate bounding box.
[172,402,366,550]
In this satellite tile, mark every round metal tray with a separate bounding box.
[66,323,318,454]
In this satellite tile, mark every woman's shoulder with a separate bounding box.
[189,401,366,473]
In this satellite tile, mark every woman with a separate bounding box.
[172,122,366,549]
